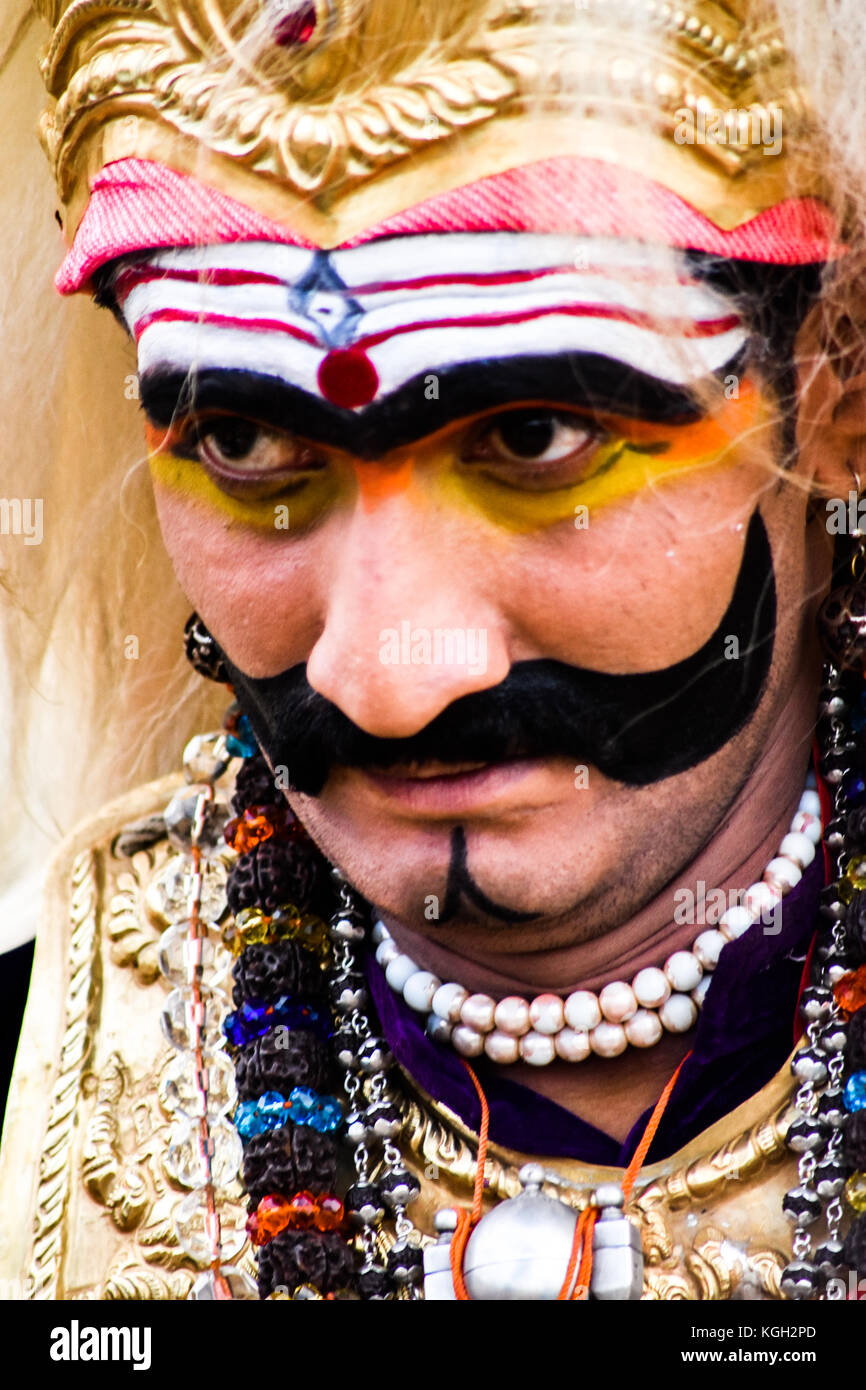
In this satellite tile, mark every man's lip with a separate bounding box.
[369,759,493,779]
[348,758,541,815]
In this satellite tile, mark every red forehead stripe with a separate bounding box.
[57,156,845,295]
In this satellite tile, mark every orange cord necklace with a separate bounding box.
[449,1051,691,1301]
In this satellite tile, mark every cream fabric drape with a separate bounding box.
[0,4,222,952]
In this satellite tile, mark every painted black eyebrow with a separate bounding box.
[139,350,744,458]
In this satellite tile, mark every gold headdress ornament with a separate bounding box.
[34,0,828,249]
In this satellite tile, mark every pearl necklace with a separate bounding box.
[374,785,822,1066]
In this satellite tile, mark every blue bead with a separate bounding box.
[225,993,334,1049]
[842,772,866,807]
[309,1007,332,1039]
[241,1000,271,1025]
[270,997,294,1028]
[226,717,258,758]
[294,1005,327,1038]
[237,999,273,1042]
[309,1099,342,1133]
[235,1101,264,1141]
[288,1086,317,1121]
[223,1011,246,1048]
[257,1090,287,1119]
[236,1085,345,1135]
[844,1071,866,1113]
[294,1005,330,1040]
[247,995,331,1042]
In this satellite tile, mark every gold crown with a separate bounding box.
[34,0,826,248]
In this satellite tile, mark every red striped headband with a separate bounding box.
[57,155,846,295]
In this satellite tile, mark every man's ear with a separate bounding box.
[795,291,866,498]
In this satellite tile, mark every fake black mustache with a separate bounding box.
[218,512,776,797]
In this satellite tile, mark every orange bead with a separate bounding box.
[223,815,245,852]
[287,1191,319,1229]
[314,1196,344,1232]
[255,1194,292,1242]
[224,805,293,853]
[833,965,866,1016]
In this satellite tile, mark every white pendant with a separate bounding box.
[424,1171,645,1301]
[462,1166,581,1301]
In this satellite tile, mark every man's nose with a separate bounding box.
[305,489,510,738]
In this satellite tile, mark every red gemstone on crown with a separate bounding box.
[272,1,318,46]
[317,347,379,408]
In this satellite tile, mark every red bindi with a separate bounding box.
[317,347,380,408]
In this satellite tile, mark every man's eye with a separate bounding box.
[192,417,305,475]
[466,409,603,488]
[489,412,594,463]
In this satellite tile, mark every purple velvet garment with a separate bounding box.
[366,852,823,1165]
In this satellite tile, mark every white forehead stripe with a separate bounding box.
[117,235,746,408]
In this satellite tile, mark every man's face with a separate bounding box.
[122,232,830,958]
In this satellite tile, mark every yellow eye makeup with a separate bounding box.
[144,378,764,536]
[144,421,340,532]
[448,379,764,531]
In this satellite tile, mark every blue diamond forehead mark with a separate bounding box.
[289,250,364,348]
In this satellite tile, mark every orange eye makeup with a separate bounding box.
[447,379,765,530]
[144,376,765,537]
